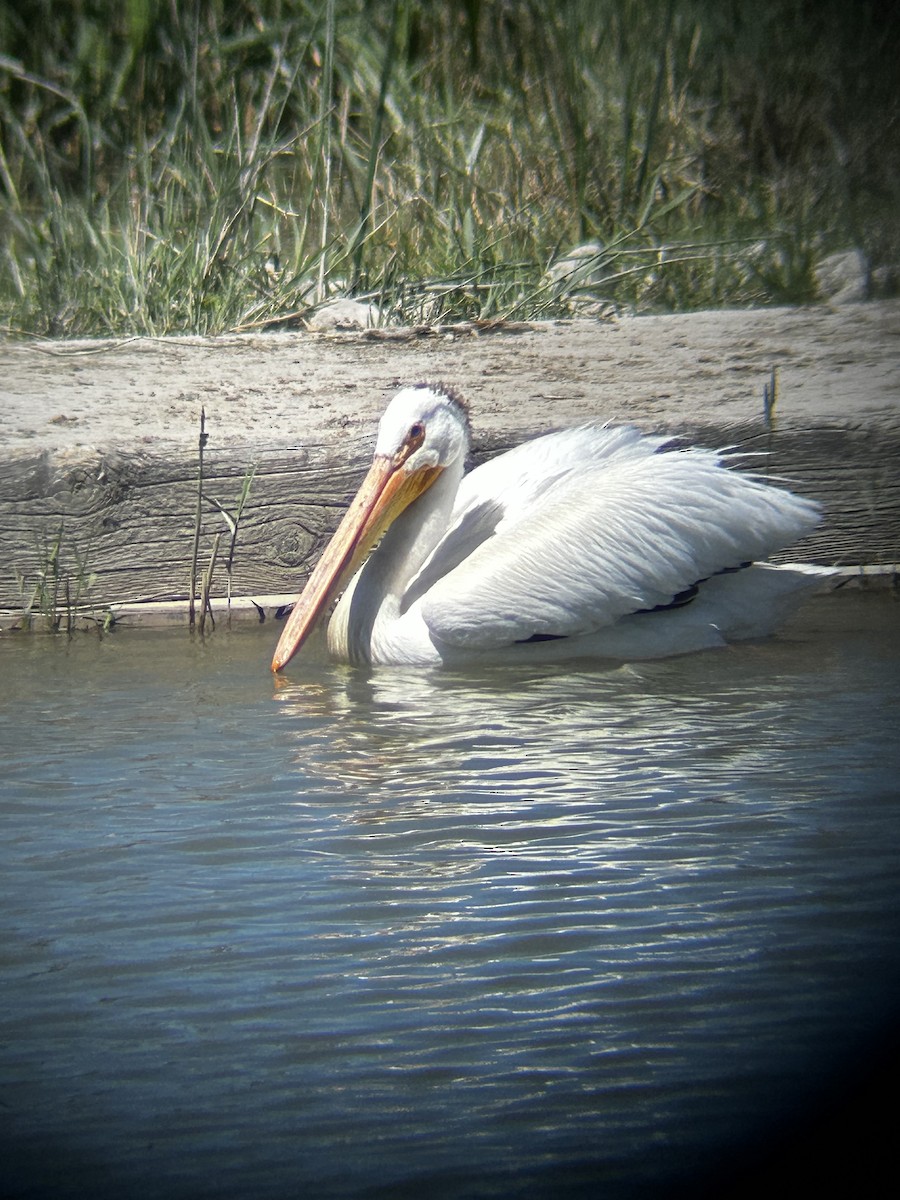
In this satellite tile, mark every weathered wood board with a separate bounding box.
[2,301,898,626]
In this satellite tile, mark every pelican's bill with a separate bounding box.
[271,454,442,672]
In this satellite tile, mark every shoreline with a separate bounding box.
[2,567,897,639]
[2,301,899,631]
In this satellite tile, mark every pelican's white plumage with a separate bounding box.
[272,384,825,671]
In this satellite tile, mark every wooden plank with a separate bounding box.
[0,442,366,608]
[2,423,897,620]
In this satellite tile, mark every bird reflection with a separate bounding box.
[270,646,791,830]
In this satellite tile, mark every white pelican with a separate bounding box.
[272,383,825,671]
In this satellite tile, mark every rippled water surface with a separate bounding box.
[2,592,899,1199]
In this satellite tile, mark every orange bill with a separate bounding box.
[271,454,442,672]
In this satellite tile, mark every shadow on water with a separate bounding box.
[1,592,899,1199]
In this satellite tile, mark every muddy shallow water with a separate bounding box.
[2,591,899,1198]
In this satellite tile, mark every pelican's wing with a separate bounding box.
[407,425,821,650]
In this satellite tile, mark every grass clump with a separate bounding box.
[0,0,897,336]
[14,523,98,632]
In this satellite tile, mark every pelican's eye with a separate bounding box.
[403,421,426,454]
[392,420,427,468]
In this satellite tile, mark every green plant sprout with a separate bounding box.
[14,524,97,634]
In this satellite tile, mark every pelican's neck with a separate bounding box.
[328,456,464,663]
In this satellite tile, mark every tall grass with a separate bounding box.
[0,0,897,336]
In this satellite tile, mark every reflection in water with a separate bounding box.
[273,633,857,823]
[1,594,899,1199]
[267,621,898,989]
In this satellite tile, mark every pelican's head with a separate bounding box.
[373,383,470,473]
[271,384,469,671]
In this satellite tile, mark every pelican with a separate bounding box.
[272,383,825,671]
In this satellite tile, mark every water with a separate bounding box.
[2,592,899,1199]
